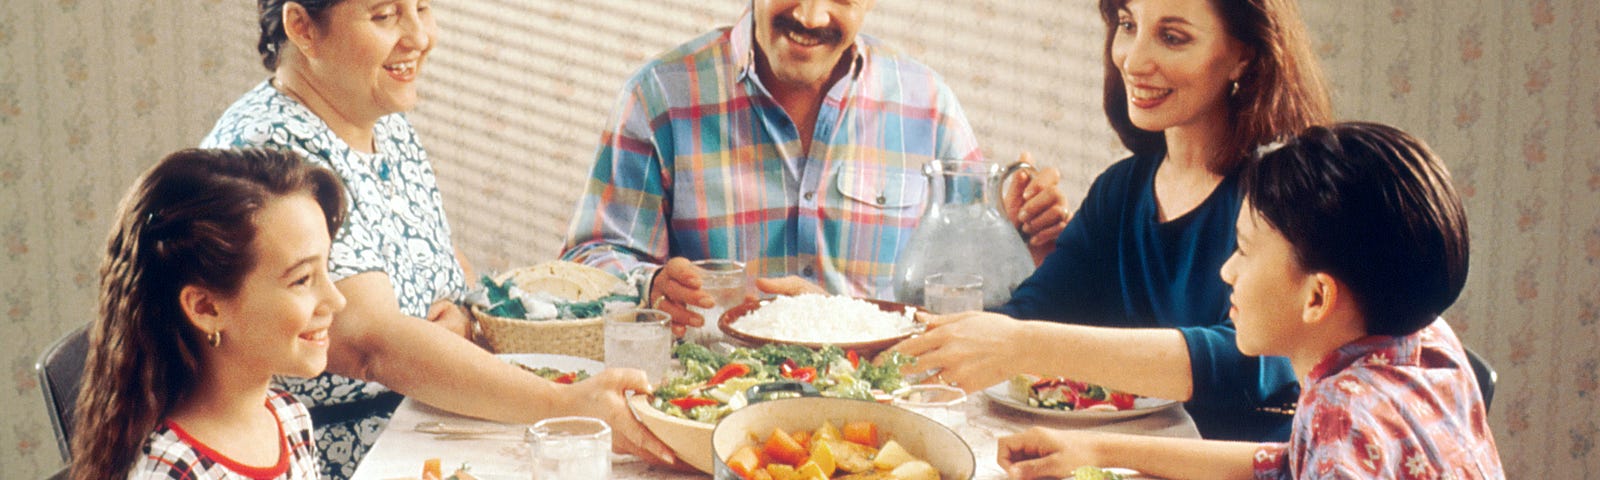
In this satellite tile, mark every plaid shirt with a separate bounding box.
[1252,321,1504,479]
[129,389,320,480]
[561,11,981,299]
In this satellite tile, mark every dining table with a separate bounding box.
[349,371,1200,480]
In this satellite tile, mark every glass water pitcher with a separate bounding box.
[893,159,1037,309]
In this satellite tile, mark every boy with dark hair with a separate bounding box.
[996,122,1504,479]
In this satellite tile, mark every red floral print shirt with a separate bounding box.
[1252,320,1504,479]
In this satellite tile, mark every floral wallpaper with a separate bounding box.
[1,0,1595,477]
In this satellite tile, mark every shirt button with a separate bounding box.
[802,266,815,277]
[875,194,887,205]
[804,191,815,201]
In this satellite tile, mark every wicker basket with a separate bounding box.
[471,261,637,361]
[473,306,606,361]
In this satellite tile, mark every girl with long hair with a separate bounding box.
[72,148,347,479]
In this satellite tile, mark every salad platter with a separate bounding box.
[630,343,915,473]
[649,343,912,423]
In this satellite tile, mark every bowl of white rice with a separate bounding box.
[719,294,925,357]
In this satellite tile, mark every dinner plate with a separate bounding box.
[719,297,925,356]
[983,382,1181,421]
[497,353,604,375]
[1065,467,1143,479]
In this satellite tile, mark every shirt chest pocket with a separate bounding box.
[833,164,926,212]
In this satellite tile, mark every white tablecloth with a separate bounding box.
[350,391,1198,480]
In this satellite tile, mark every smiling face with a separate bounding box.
[212,193,346,379]
[1110,0,1247,133]
[306,0,436,120]
[1219,201,1314,357]
[752,0,875,92]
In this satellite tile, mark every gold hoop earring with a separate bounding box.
[208,330,223,348]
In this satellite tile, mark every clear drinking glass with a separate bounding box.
[686,259,747,347]
[527,416,611,480]
[924,273,984,314]
[892,384,968,429]
[603,308,673,383]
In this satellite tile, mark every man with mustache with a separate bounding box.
[563,0,1070,338]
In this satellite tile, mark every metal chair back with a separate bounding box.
[35,325,89,462]
[1465,347,1497,412]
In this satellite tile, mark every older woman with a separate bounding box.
[891,0,1333,442]
[201,1,673,477]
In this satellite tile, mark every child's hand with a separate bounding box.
[997,427,1106,479]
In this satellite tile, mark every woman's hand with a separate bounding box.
[1002,153,1071,265]
[888,311,1034,392]
[649,257,715,337]
[997,427,1110,479]
[559,368,678,465]
[426,299,473,340]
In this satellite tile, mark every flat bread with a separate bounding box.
[503,261,624,302]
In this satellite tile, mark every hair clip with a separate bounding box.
[1254,140,1288,158]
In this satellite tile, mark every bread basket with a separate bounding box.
[472,261,637,361]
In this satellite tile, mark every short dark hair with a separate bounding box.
[257,0,345,71]
[1241,122,1470,337]
[1098,0,1333,171]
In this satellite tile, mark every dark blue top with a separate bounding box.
[998,153,1297,441]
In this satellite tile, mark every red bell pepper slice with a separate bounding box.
[847,350,860,368]
[707,362,751,386]
[1110,392,1136,410]
[553,372,579,384]
[669,397,720,410]
[782,366,818,383]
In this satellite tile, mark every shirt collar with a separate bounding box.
[1305,319,1438,382]
[730,9,868,85]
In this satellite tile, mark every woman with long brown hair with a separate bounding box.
[891,0,1333,442]
[72,148,346,478]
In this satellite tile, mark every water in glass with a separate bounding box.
[528,417,610,480]
[604,308,673,383]
[685,259,747,347]
[925,273,983,314]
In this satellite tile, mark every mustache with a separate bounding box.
[771,14,844,45]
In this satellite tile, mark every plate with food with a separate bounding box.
[497,353,603,384]
[984,374,1180,421]
[719,294,925,357]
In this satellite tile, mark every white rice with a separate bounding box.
[734,294,916,343]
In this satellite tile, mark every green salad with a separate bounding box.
[651,343,915,423]
[1072,466,1128,480]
